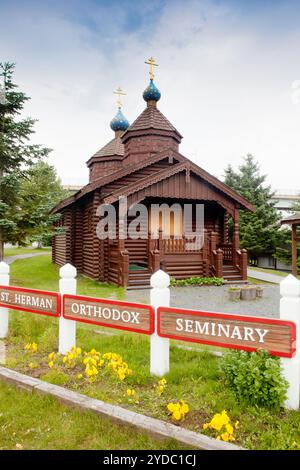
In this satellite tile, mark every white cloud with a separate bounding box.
[1,0,300,191]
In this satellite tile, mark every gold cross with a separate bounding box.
[145,57,158,80]
[113,86,126,108]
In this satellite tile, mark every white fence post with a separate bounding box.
[0,262,10,339]
[280,274,300,410]
[59,263,77,355]
[150,269,170,376]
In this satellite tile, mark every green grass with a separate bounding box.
[4,255,300,450]
[10,254,124,299]
[4,246,51,257]
[0,381,190,450]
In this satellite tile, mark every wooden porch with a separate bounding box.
[107,227,248,289]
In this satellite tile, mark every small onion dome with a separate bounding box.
[143,79,161,103]
[110,108,130,132]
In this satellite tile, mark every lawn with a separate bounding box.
[3,255,300,450]
[0,381,188,450]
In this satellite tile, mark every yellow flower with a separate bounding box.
[181,402,189,414]
[127,389,135,397]
[203,411,238,442]
[63,356,68,363]
[167,403,175,413]
[220,432,230,442]
[25,342,38,353]
[77,373,83,379]
[48,361,54,368]
[76,347,82,355]
[226,423,234,435]
[28,362,35,369]
[48,352,55,360]
[172,410,182,421]
[221,410,230,425]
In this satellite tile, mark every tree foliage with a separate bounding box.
[224,154,281,260]
[17,161,69,246]
[0,62,51,257]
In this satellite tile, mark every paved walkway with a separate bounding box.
[247,267,287,284]
[3,252,50,265]
[125,283,280,319]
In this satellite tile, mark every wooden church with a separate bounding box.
[51,58,254,289]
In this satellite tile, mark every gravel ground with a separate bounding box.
[125,284,280,319]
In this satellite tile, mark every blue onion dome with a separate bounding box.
[110,108,129,132]
[143,79,161,103]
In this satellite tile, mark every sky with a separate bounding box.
[1,0,300,191]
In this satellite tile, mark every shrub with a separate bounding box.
[170,277,224,287]
[220,349,288,409]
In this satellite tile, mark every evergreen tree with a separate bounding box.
[224,154,281,261]
[0,62,50,259]
[17,161,69,247]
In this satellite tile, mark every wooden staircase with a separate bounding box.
[128,267,151,290]
[222,264,245,283]
[164,257,205,279]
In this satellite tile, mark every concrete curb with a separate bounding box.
[0,366,243,451]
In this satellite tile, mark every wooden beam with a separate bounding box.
[292,224,298,276]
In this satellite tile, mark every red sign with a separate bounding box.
[157,307,296,358]
[63,294,154,335]
[0,285,61,317]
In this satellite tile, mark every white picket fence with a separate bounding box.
[0,261,299,410]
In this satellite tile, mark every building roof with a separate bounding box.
[52,148,255,214]
[121,105,182,141]
[281,212,300,225]
[86,136,124,167]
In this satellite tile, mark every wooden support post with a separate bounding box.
[292,224,298,277]
[203,229,210,276]
[120,249,129,287]
[216,248,223,278]
[240,249,248,280]
[223,212,229,244]
[232,209,240,266]
[210,231,217,252]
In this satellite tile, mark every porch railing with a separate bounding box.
[235,249,248,280]
[218,244,233,262]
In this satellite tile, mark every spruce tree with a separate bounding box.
[17,161,68,247]
[224,154,281,262]
[0,62,50,259]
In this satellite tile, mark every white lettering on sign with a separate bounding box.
[175,318,269,343]
[0,292,10,302]
[70,302,141,324]
[14,293,53,310]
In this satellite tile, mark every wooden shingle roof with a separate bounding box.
[122,105,182,142]
[86,136,124,167]
[281,212,300,226]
